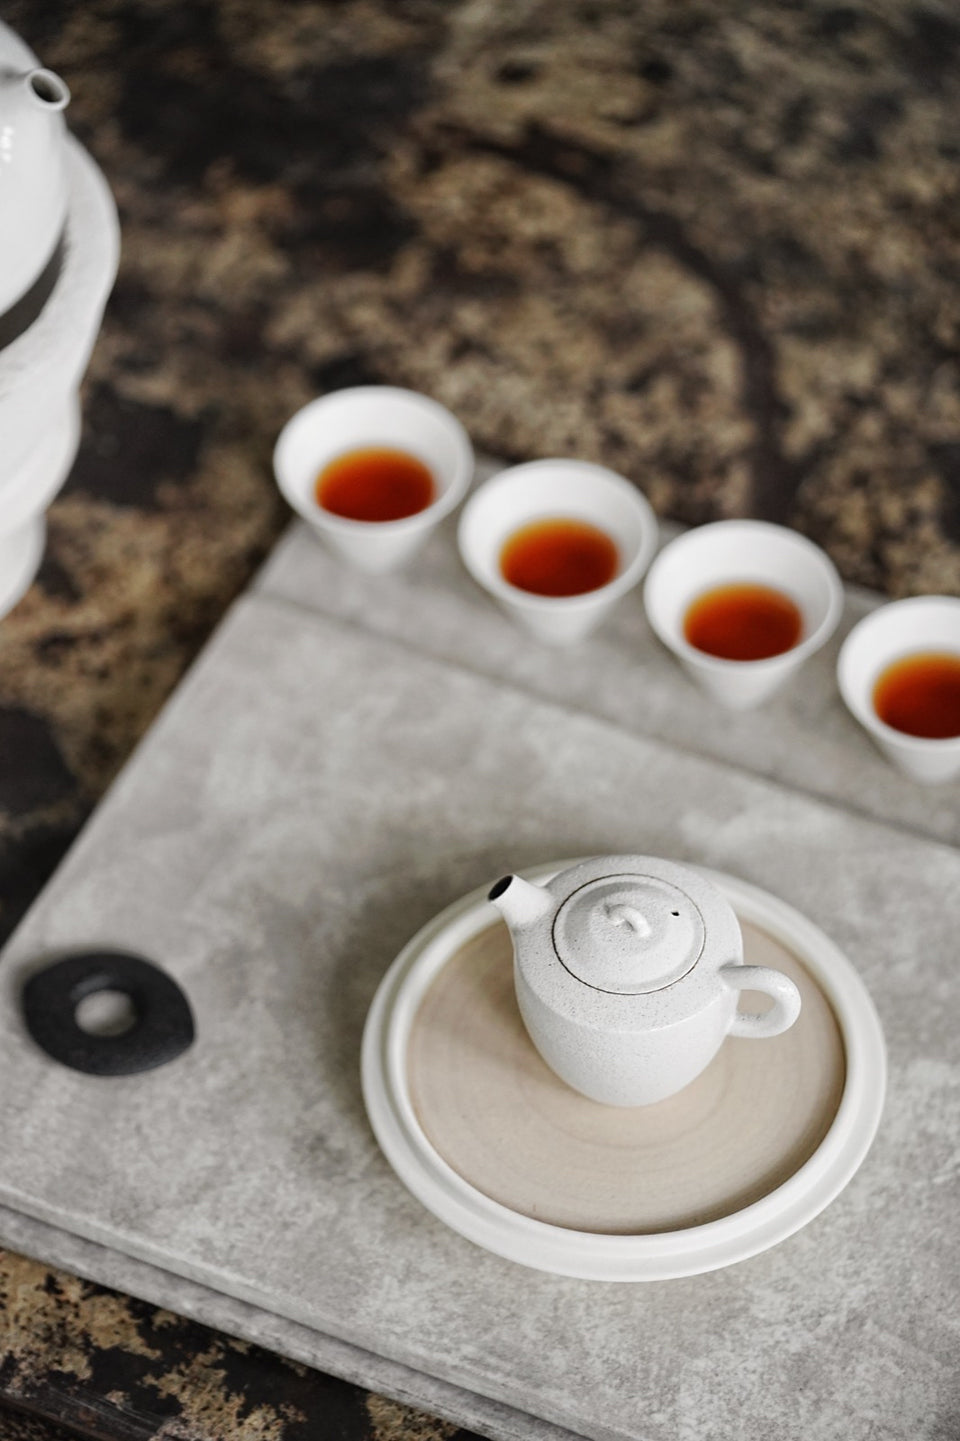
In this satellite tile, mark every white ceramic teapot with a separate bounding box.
[0,19,71,317]
[489,855,801,1106]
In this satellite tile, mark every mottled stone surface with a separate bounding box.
[2,0,960,1436]
[9,0,960,572]
[0,1247,463,1441]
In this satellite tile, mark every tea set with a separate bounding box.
[272,386,887,1181]
[0,18,903,1272]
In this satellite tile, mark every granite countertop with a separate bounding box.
[1,1,959,1436]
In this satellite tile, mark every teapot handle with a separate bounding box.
[720,964,801,1039]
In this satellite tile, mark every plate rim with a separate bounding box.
[361,862,886,1281]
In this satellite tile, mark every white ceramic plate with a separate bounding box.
[361,863,886,1281]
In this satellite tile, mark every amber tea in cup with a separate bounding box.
[683,582,803,662]
[645,521,842,708]
[458,459,658,643]
[499,518,619,598]
[316,446,436,523]
[275,386,473,572]
[872,651,960,739]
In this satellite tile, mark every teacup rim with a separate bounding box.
[457,458,659,612]
[837,595,960,753]
[643,520,844,673]
[273,385,474,535]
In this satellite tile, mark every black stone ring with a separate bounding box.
[22,951,195,1076]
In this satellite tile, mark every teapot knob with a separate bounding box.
[603,903,651,938]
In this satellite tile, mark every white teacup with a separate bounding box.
[457,459,658,645]
[489,856,801,1107]
[837,596,960,784]
[273,386,473,572]
[643,520,843,709]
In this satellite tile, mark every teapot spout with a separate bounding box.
[488,874,553,931]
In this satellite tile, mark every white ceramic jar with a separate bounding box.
[489,855,801,1106]
[0,20,70,318]
[0,20,119,621]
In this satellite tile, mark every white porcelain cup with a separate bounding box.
[837,596,960,784]
[457,459,658,645]
[643,520,843,709]
[490,856,802,1107]
[273,386,473,572]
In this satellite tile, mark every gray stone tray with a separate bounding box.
[257,465,960,847]
[0,1202,574,1441]
[1,511,958,1441]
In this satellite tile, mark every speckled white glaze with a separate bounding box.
[490,854,801,1105]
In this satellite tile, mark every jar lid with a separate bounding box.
[0,18,39,71]
[552,874,705,994]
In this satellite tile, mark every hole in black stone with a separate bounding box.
[23,951,195,1075]
[75,988,138,1038]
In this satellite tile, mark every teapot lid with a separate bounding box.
[552,874,705,994]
